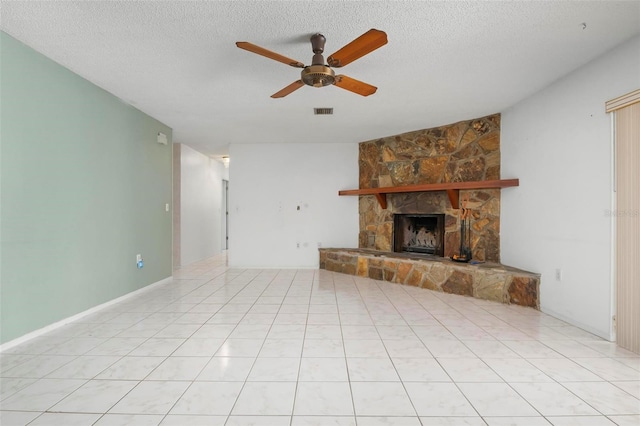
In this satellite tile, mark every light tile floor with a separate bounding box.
[1,253,639,426]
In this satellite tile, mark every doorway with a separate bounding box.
[222,179,229,250]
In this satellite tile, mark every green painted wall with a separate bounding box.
[0,32,173,344]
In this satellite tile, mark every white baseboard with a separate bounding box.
[0,276,173,353]
[540,306,613,341]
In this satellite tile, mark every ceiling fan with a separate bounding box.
[236,29,387,98]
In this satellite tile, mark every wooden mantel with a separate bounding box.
[338,178,519,209]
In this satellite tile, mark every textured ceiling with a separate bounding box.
[2,1,639,157]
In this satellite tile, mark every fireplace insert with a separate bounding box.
[393,214,445,256]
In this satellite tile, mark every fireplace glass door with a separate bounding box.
[393,214,445,257]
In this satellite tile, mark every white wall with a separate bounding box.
[228,143,359,268]
[180,144,229,266]
[501,35,640,339]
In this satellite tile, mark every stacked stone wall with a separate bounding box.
[359,114,501,262]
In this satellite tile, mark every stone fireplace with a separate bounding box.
[359,113,501,262]
[319,113,540,309]
[393,213,445,256]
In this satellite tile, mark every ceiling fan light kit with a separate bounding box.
[236,29,387,98]
[301,65,335,87]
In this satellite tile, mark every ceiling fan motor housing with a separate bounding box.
[301,64,335,88]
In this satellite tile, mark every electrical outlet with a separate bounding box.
[136,254,144,269]
[555,268,562,281]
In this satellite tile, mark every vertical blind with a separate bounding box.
[608,90,640,354]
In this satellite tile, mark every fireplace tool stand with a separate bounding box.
[452,206,472,263]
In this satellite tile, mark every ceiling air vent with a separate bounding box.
[314,107,333,115]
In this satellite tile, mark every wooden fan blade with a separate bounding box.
[236,42,305,68]
[327,29,387,68]
[271,80,305,98]
[334,75,377,96]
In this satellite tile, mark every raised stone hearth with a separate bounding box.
[319,248,540,309]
